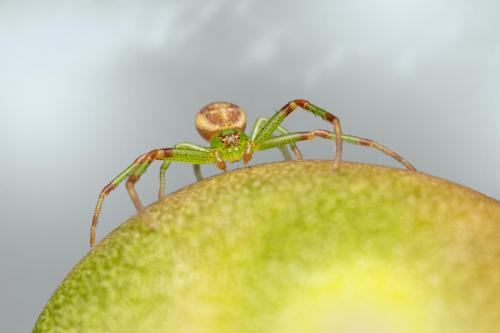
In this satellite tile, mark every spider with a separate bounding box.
[90,99,416,247]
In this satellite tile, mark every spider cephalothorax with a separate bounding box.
[218,129,241,147]
[90,99,417,247]
[211,128,251,164]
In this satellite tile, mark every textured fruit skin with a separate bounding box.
[34,161,500,333]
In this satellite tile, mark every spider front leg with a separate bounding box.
[250,117,303,160]
[254,100,342,170]
[257,129,416,171]
[91,146,215,248]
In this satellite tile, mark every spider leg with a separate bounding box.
[254,100,342,170]
[250,117,303,160]
[158,143,208,200]
[257,130,416,171]
[158,160,172,199]
[91,147,215,248]
[193,165,203,181]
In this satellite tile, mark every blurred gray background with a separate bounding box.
[1,1,499,331]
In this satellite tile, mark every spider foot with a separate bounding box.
[332,159,340,171]
[138,211,157,230]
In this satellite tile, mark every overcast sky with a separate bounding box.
[1,1,499,331]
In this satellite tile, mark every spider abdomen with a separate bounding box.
[196,102,247,141]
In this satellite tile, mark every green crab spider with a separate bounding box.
[90,99,416,247]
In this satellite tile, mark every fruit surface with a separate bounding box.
[34,161,500,333]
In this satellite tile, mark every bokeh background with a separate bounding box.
[1,1,499,331]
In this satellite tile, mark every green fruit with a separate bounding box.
[34,161,500,333]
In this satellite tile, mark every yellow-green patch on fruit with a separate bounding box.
[34,161,500,333]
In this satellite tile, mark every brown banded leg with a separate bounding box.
[126,174,156,229]
[90,151,154,247]
[254,99,342,170]
[126,175,144,212]
[91,146,215,248]
[126,149,172,228]
[294,130,416,170]
[257,129,416,171]
[90,183,118,247]
[351,136,416,171]
[91,149,171,247]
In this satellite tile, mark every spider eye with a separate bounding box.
[196,102,247,141]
